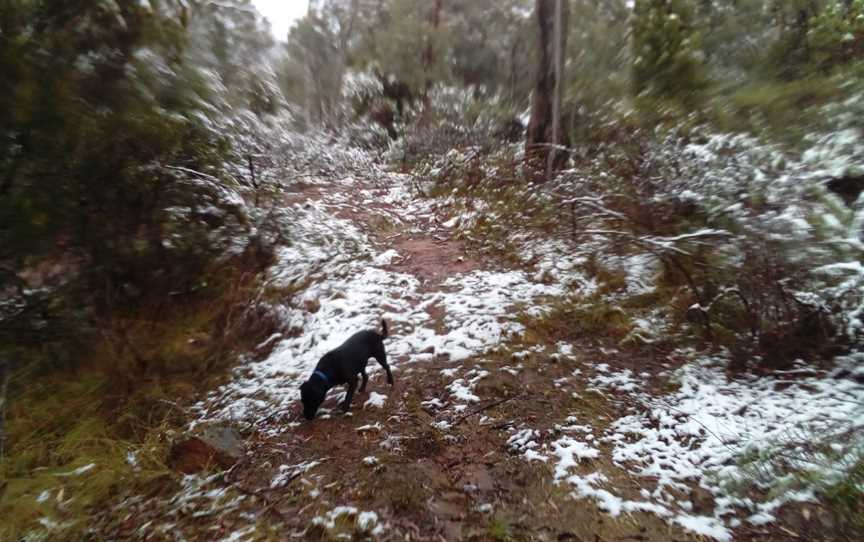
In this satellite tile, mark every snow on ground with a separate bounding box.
[587,363,640,394]
[191,172,565,432]
[363,391,387,409]
[189,144,864,540]
[410,138,864,538]
[271,460,323,489]
[508,428,543,457]
[121,472,251,540]
[311,505,386,536]
[446,368,489,406]
[606,355,864,525]
[526,351,864,540]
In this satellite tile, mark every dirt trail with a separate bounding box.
[330,184,484,286]
[177,176,712,542]
[131,172,832,542]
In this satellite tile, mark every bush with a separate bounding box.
[552,128,863,367]
[385,85,524,167]
[0,1,255,310]
[0,250,287,538]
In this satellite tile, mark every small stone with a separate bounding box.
[168,424,244,474]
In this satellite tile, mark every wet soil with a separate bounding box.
[120,176,835,541]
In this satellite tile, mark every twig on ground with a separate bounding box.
[220,467,290,522]
[490,421,515,430]
[452,395,521,426]
[778,526,801,539]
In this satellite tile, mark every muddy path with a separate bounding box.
[132,173,829,542]
[169,175,703,541]
[333,186,485,287]
[222,359,696,542]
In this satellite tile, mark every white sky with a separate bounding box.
[252,0,309,41]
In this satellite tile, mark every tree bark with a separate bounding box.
[525,0,569,178]
[547,0,564,178]
[508,37,520,105]
[335,0,359,109]
[420,0,443,127]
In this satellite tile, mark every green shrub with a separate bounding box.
[823,458,864,532]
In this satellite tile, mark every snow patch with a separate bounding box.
[364,392,387,409]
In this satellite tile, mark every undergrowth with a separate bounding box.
[418,119,863,370]
[0,256,289,540]
[519,296,633,345]
[725,435,864,539]
[823,458,864,533]
[486,516,514,541]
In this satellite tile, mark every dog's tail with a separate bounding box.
[381,319,389,339]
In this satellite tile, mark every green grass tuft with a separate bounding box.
[487,516,514,541]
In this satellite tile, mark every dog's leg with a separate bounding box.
[360,370,369,393]
[342,375,358,411]
[374,346,394,385]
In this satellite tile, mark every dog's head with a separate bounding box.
[300,379,326,420]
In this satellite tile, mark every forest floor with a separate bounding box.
[92,156,861,542]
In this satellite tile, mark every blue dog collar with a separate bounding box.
[312,370,329,385]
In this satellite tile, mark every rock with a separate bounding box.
[168,424,244,474]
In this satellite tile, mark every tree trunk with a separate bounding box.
[508,37,520,105]
[546,0,565,178]
[525,0,569,178]
[420,0,443,127]
[335,0,359,114]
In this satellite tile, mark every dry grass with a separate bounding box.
[0,257,286,539]
[518,296,633,345]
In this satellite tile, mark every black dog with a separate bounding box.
[300,320,393,420]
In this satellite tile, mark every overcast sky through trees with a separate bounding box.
[253,0,309,41]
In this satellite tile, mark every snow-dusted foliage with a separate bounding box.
[336,70,393,150]
[416,120,863,538]
[803,89,864,177]
[541,128,864,365]
[385,85,523,165]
